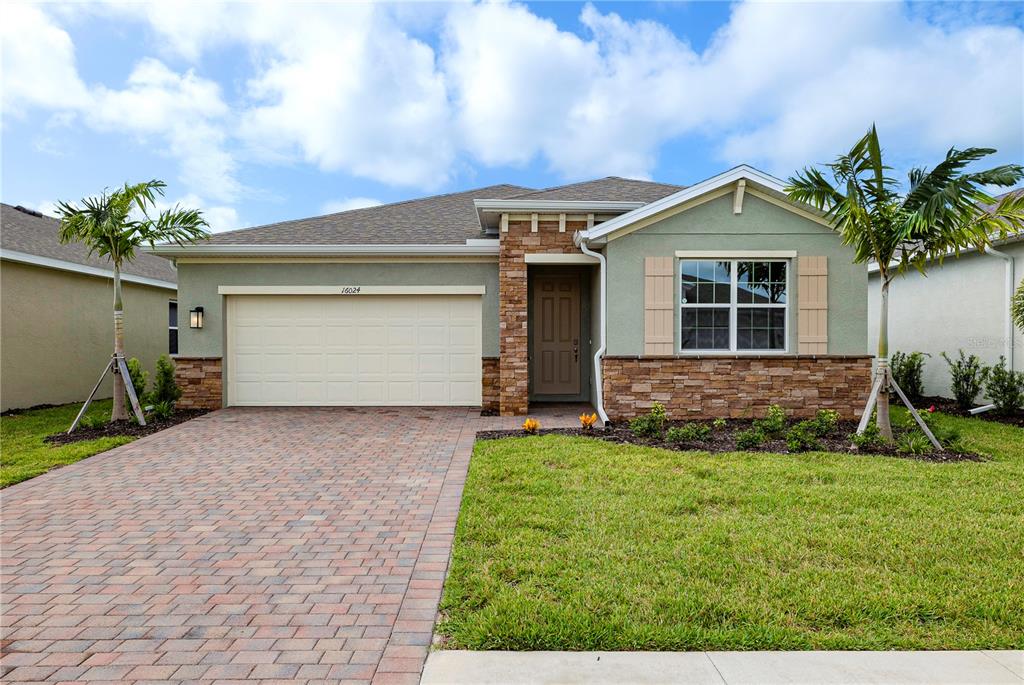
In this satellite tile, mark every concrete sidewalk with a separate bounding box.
[422,650,1023,684]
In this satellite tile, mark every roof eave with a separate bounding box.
[144,243,501,257]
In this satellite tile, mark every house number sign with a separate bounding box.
[339,287,362,294]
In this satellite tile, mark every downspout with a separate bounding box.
[578,238,610,424]
[970,245,1014,415]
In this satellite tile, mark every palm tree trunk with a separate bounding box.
[876,277,893,441]
[111,264,128,422]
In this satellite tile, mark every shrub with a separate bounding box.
[151,354,182,406]
[754,404,787,437]
[810,409,839,436]
[890,351,929,400]
[522,418,540,434]
[785,421,822,452]
[579,413,598,430]
[896,432,932,455]
[712,418,727,430]
[984,357,1024,415]
[79,414,107,430]
[148,400,174,421]
[126,357,149,403]
[735,427,766,450]
[850,416,886,450]
[666,423,711,444]
[630,402,667,438]
[941,350,989,410]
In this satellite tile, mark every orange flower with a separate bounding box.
[522,417,540,434]
[579,413,598,430]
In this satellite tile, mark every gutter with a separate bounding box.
[144,243,501,258]
[576,234,610,424]
[971,245,1015,415]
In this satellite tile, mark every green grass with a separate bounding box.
[439,411,1024,651]
[1,400,135,488]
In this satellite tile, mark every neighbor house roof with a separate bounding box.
[204,184,531,246]
[0,203,177,287]
[508,177,684,203]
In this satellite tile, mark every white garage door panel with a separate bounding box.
[227,295,482,406]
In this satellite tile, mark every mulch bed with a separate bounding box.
[44,409,210,446]
[915,395,1024,428]
[477,419,985,463]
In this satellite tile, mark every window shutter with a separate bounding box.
[644,256,675,355]
[798,255,828,354]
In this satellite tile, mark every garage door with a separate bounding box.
[226,294,482,406]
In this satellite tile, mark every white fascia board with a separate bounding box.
[218,285,486,296]
[524,253,600,264]
[577,165,791,242]
[473,199,644,213]
[144,243,501,257]
[464,238,500,247]
[1,249,177,290]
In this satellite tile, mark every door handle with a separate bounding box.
[573,338,579,362]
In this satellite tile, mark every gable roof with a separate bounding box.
[205,184,531,246]
[509,177,684,203]
[0,203,177,286]
[575,165,829,244]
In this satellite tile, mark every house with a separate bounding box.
[0,204,178,412]
[149,166,870,420]
[867,228,1022,400]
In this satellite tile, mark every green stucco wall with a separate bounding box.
[605,193,868,355]
[175,260,500,357]
[1,260,174,411]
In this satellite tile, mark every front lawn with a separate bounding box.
[0,401,134,488]
[438,411,1024,651]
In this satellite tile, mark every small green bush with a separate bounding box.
[126,357,149,403]
[810,409,839,436]
[850,418,886,450]
[630,402,667,438]
[712,418,727,430]
[941,350,989,410]
[890,351,929,400]
[735,427,766,450]
[754,404,787,436]
[984,356,1024,416]
[148,400,175,421]
[896,432,932,455]
[79,414,107,430]
[786,421,822,452]
[151,354,182,407]
[666,423,711,444]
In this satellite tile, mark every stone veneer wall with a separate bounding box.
[602,355,872,421]
[173,357,223,410]
[499,218,587,415]
[482,357,500,413]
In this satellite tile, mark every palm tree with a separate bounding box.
[56,181,209,422]
[1013,282,1024,333]
[786,125,1024,440]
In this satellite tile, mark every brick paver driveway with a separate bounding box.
[1,407,481,685]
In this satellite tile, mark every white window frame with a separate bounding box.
[677,257,790,355]
[168,299,179,355]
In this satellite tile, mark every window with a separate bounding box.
[168,300,178,354]
[680,259,788,352]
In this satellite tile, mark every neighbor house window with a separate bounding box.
[680,259,788,352]
[168,300,178,354]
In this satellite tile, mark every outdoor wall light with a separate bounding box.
[189,306,204,329]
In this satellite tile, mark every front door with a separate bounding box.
[532,275,581,396]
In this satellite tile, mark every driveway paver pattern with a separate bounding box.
[1,407,501,685]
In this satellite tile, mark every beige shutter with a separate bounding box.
[798,255,828,354]
[644,256,675,355]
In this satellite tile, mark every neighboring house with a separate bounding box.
[150,166,870,420]
[868,230,1022,400]
[1,204,178,412]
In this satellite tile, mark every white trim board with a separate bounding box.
[524,253,600,264]
[218,285,486,296]
[575,164,832,244]
[147,243,501,257]
[1,249,177,290]
[675,250,797,259]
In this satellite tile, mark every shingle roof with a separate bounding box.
[0,203,177,283]
[206,184,532,246]
[508,177,684,203]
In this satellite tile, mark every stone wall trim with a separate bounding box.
[173,356,223,410]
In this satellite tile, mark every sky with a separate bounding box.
[2,1,1022,233]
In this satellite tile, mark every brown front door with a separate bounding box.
[532,275,581,396]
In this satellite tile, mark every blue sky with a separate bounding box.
[3,1,1022,232]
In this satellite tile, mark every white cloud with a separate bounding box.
[321,197,383,214]
[149,193,239,233]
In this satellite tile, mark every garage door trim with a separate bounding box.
[219,285,485,296]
